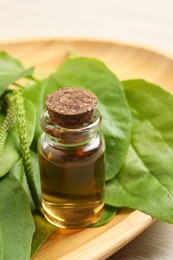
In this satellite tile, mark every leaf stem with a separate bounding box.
[15,90,42,213]
[67,48,78,59]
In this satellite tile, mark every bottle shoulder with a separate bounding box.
[38,133,105,166]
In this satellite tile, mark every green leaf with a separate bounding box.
[53,58,131,180]
[11,153,56,257]
[0,98,36,177]
[11,151,41,211]
[0,173,35,260]
[91,205,118,227]
[105,79,173,223]
[0,52,34,96]
[31,213,56,257]
[23,77,58,147]
[10,151,45,257]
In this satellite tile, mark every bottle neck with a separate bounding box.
[40,109,102,145]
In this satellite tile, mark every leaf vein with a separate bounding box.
[131,143,173,199]
[131,106,173,154]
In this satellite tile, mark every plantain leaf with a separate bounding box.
[0,52,34,96]
[91,205,118,227]
[31,213,56,257]
[0,173,35,260]
[11,153,57,257]
[105,80,173,223]
[52,58,131,180]
[10,151,41,211]
[23,77,58,148]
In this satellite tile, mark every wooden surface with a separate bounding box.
[33,210,153,260]
[108,220,173,260]
[1,39,173,259]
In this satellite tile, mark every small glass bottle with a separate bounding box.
[38,90,105,229]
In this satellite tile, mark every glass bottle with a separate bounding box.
[38,109,105,229]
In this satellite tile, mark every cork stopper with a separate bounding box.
[46,88,98,128]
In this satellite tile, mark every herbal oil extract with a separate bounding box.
[38,88,105,228]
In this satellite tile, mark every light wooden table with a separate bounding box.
[0,1,173,259]
[109,221,173,260]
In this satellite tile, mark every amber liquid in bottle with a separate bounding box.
[39,134,105,228]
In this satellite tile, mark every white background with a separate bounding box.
[0,0,173,53]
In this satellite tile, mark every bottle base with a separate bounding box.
[42,200,104,229]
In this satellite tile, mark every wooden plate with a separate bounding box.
[1,38,172,260]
